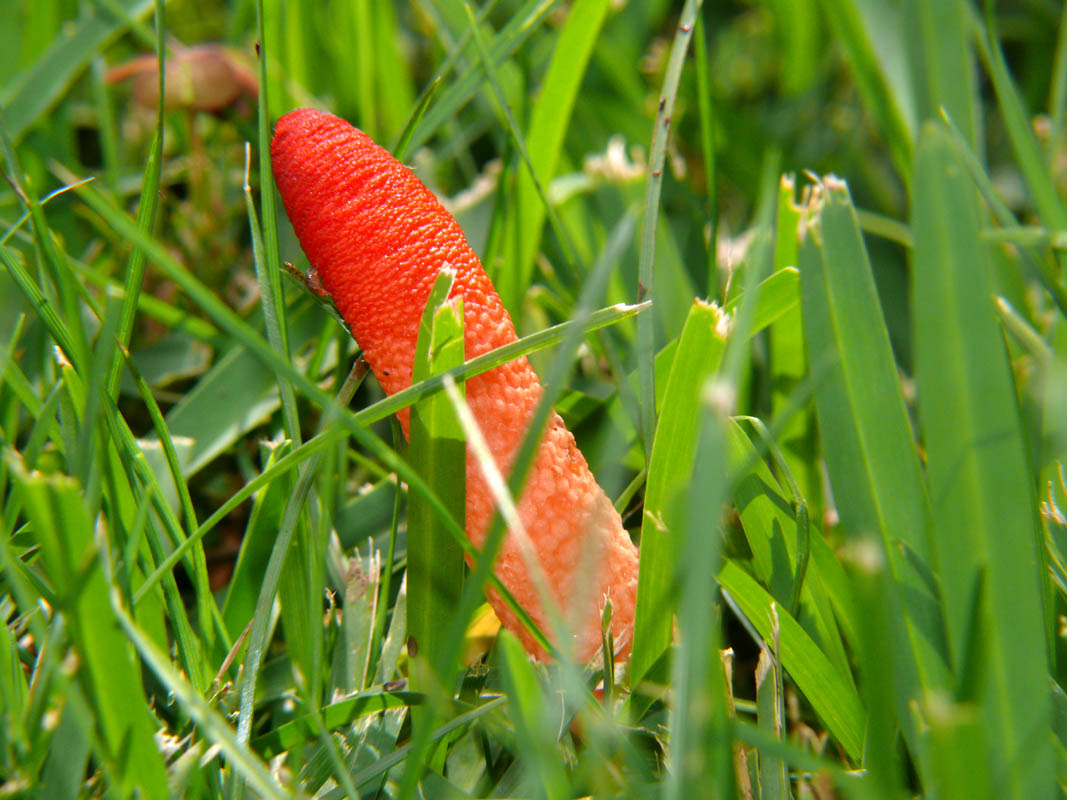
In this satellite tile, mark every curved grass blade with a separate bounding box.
[719,561,864,761]
[392,76,442,161]
[726,420,852,686]
[110,592,288,800]
[253,689,424,757]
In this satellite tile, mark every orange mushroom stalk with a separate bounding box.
[271,109,638,661]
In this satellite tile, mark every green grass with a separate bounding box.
[3,0,1067,797]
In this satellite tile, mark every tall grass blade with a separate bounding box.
[726,421,851,686]
[975,16,1067,233]
[798,175,949,777]
[755,646,790,800]
[505,0,610,313]
[631,299,724,715]
[666,396,731,800]
[841,537,907,797]
[912,123,1053,798]
[903,0,980,150]
[104,0,166,402]
[407,271,467,701]
[636,0,701,461]
[770,177,820,510]
[816,0,915,175]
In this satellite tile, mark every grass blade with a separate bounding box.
[666,394,732,800]
[936,111,1067,319]
[405,0,558,154]
[498,632,570,800]
[755,646,789,800]
[798,175,949,777]
[104,0,166,402]
[504,0,610,313]
[252,689,423,757]
[157,299,325,479]
[636,0,701,461]
[815,0,914,175]
[1049,5,1067,166]
[975,15,1067,233]
[407,271,467,698]
[221,439,291,637]
[719,561,864,761]
[912,123,1053,798]
[693,9,718,293]
[841,536,907,796]
[110,594,288,799]
[631,298,724,714]
[245,144,300,443]
[770,177,820,510]
[8,456,169,798]
[726,420,852,687]
[903,0,980,150]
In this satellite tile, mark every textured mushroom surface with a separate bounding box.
[272,108,639,660]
